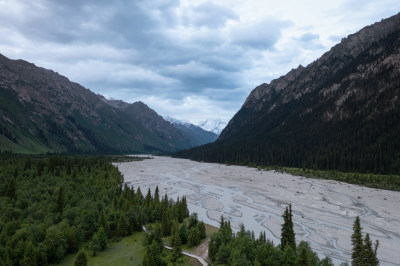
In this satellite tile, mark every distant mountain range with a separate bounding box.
[175,12,400,174]
[198,119,228,135]
[163,116,218,145]
[0,54,215,154]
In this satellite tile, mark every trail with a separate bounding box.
[142,226,207,266]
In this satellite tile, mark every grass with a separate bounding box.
[57,223,218,266]
[56,232,146,266]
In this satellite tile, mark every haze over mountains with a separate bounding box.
[175,12,400,175]
[0,54,218,154]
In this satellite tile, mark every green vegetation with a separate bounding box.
[351,216,379,266]
[0,155,188,265]
[208,206,378,266]
[264,166,400,191]
[142,213,206,265]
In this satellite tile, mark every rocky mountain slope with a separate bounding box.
[164,116,218,145]
[0,54,194,154]
[175,12,400,174]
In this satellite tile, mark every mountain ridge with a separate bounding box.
[174,12,400,174]
[0,54,197,154]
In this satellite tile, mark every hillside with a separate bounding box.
[0,54,194,154]
[174,13,400,174]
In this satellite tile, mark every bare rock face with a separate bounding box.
[0,54,195,153]
[177,12,400,174]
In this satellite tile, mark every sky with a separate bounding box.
[0,0,399,124]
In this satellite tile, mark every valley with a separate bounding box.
[118,156,400,265]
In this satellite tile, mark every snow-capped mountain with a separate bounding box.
[163,115,192,128]
[163,116,218,146]
[197,119,228,135]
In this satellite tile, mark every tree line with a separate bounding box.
[208,204,379,266]
[0,156,189,265]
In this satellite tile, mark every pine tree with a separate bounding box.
[171,231,182,262]
[73,251,87,266]
[188,226,200,247]
[351,216,363,266]
[282,244,296,266]
[117,213,129,236]
[142,240,163,266]
[297,244,308,266]
[198,221,206,239]
[154,186,160,203]
[281,204,296,250]
[97,227,107,251]
[362,233,378,266]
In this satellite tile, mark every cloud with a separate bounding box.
[183,1,238,28]
[229,18,291,50]
[0,0,399,123]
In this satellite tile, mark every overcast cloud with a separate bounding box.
[0,0,399,123]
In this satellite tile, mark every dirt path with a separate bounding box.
[193,238,210,262]
[142,226,207,266]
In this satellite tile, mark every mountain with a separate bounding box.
[197,119,228,135]
[0,54,195,154]
[164,116,218,146]
[174,13,400,174]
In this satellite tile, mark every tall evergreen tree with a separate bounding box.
[281,204,296,250]
[351,216,363,266]
[362,233,379,266]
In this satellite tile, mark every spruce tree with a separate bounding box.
[282,244,296,266]
[297,244,308,266]
[171,231,182,262]
[362,233,378,266]
[281,204,296,250]
[351,216,363,266]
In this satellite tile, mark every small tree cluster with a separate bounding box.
[351,216,379,266]
[208,206,334,266]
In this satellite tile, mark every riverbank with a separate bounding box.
[117,156,400,265]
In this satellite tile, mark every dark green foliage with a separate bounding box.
[56,187,64,215]
[282,245,296,266]
[320,257,335,266]
[208,206,337,266]
[0,156,190,265]
[187,226,200,247]
[281,204,296,251]
[351,217,364,265]
[198,221,206,239]
[73,250,87,266]
[179,222,188,245]
[297,244,309,266]
[362,234,379,266]
[142,240,164,266]
[351,217,379,266]
[171,231,182,262]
